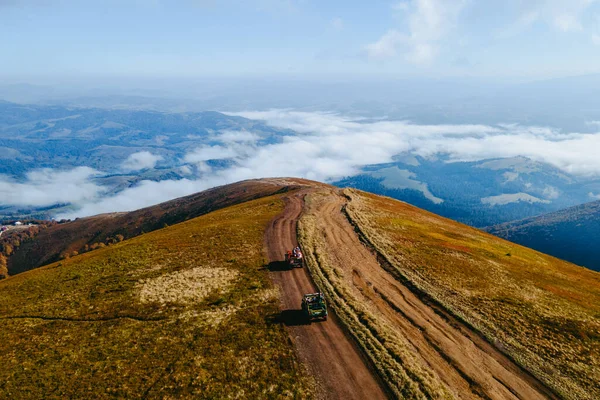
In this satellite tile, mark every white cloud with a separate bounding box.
[365,30,405,60]
[500,0,597,37]
[367,0,598,62]
[542,185,560,199]
[481,193,550,206]
[230,110,600,177]
[184,145,238,163]
[58,178,212,219]
[215,130,261,143]
[544,0,596,32]
[45,110,600,219]
[0,167,104,207]
[179,165,193,175]
[121,151,163,172]
[366,0,466,64]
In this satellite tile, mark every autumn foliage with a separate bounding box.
[0,222,55,279]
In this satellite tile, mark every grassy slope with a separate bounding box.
[0,194,313,399]
[345,189,600,399]
[8,180,293,275]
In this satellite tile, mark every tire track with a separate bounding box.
[305,188,558,400]
[264,191,388,400]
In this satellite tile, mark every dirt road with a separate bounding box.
[266,187,557,399]
[303,189,557,400]
[264,191,388,400]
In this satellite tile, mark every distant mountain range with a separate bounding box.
[0,101,284,178]
[1,100,600,227]
[487,200,600,272]
[335,155,600,227]
[6,73,600,131]
[6,73,600,132]
[0,101,288,219]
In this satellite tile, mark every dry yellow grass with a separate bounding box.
[344,188,600,399]
[137,266,239,305]
[0,194,314,399]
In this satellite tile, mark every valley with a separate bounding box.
[2,101,600,230]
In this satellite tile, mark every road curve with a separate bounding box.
[264,191,388,400]
[307,189,558,400]
[266,188,557,399]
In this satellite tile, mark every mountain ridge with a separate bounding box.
[0,178,598,398]
[335,154,600,227]
[487,199,600,271]
[3,178,322,276]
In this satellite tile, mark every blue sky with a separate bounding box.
[2,0,600,81]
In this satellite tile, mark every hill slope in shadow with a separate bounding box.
[487,200,600,271]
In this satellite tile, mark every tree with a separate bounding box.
[0,254,8,278]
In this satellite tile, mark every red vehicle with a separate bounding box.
[285,247,304,268]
